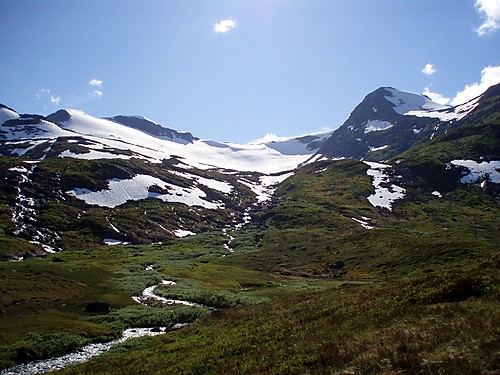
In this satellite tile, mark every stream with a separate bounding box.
[1,279,196,375]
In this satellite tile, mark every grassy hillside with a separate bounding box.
[224,158,499,279]
[0,94,499,373]
[59,260,499,374]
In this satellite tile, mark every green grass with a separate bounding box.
[0,126,498,373]
[58,259,499,374]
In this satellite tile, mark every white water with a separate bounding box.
[0,326,186,375]
[1,280,199,374]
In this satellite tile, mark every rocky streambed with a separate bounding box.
[1,279,197,375]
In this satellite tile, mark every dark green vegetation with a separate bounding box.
[0,86,499,373]
[0,156,257,259]
[60,262,499,375]
[0,150,498,373]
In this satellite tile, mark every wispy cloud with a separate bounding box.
[475,0,500,35]
[421,63,436,76]
[422,65,500,106]
[36,88,61,106]
[89,79,103,88]
[214,18,236,33]
[50,95,61,105]
[88,79,103,98]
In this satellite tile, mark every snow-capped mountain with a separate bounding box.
[259,132,333,155]
[0,107,313,174]
[104,115,198,144]
[0,82,498,259]
[317,86,481,160]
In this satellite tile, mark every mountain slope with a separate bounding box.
[0,83,498,374]
[316,86,482,161]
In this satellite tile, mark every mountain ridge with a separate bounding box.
[0,83,498,258]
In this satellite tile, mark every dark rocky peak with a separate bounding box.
[106,115,198,144]
[0,103,18,113]
[46,109,72,125]
[341,87,401,127]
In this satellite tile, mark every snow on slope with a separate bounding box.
[363,120,393,134]
[0,106,20,125]
[171,170,233,194]
[262,132,333,155]
[66,174,225,209]
[385,88,449,115]
[406,96,481,121]
[55,110,310,174]
[237,172,294,203]
[365,162,406,211]
[451,160,500,184]
[385,88,479,121]
[1,117,75,141]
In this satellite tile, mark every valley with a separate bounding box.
[0,84,498,374]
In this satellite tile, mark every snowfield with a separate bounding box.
[385,88,450,115]
[451,160,500,184]
[365,161,406,211]
[363,120,393,133]
[66,174,225,209]
[385,88,480,122]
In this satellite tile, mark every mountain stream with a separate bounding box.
[1,279,196,375]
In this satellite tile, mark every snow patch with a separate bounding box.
[351,217,374,230]
[0,106,19,124]
[385,87,480,122]
[174,229,195,238]
[365,162,406,211]
[385,88,449,115]
[369,145,389,152]
[239,172,294,203]
[171,171,233,194]
[66,174,224,209]
[103,238,131,245]
[451,160,500,184]
[364,120,393,133]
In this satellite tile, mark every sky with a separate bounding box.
[0,0,499,144]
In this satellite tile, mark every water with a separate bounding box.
[1,325,186,375]
[1,278,196,374]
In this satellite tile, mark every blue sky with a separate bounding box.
[1,0,499,143]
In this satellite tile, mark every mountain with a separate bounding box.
[260,131,333,155]
[104,115,198,144]
[0,84,498,260]
[316,86,481,161]
[0,84,498,374]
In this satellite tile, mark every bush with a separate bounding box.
[16,333,84,362]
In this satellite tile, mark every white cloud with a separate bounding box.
[421,63,437,76]
[423,87,451,105]
[250,133,290,144]
[36,88,61,105]
[421,65,500,106]
[93,90,103,98]
[89,79,103,87]
[214,18,236,33]
[452,65,500,105]
[50,95,61,105]
[475,0,500,35]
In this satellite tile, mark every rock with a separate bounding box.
[84,301,110,313]
[16,347,38,363]
[52,257,65,262]
[334,260,346,269]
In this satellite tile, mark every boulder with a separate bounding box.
[84,301,110,313]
